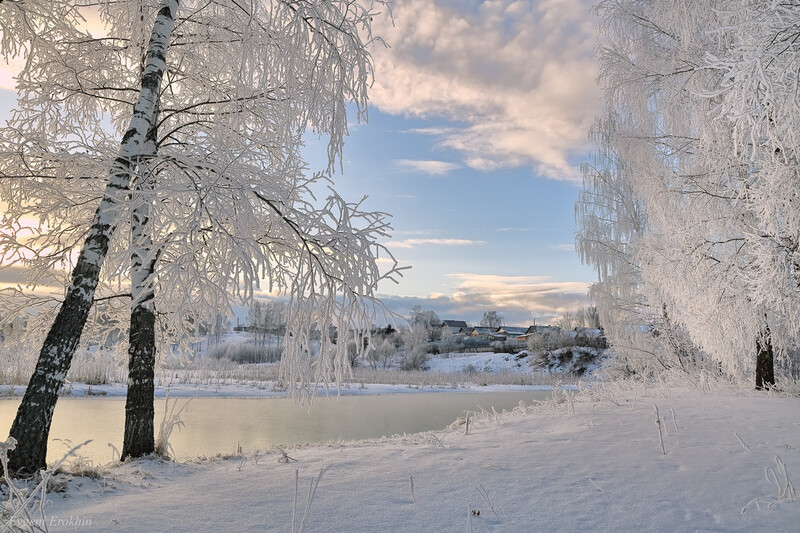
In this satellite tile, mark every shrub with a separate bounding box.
[207,342,282,364]
[400,351,429,371]
[526,330,575,352]
[365,339,397,369]
[346,340,360,368]
[490,340,526,354]
[67,347,124,385]
[0,345,35,386]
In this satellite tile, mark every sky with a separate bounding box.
[307,0,602,325]
[0,0,601,327]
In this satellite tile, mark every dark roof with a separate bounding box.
[497,326,528,335]
[442,320,469,328]
[525,325,560,334]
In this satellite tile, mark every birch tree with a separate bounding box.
[581,0,800,386]
[1,0,180,476]
[1,0,398,474]
[577,114,707,378]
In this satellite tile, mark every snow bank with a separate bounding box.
[39,388,799,532]
[426,351,532,374]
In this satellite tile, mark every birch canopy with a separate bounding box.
[578,0,800,384]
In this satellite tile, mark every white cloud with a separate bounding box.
[446,273,590,316]
[549,243,576,251]
[496,227,529,232]
[387,238,486,249]
[369,0,600,181]
[377,273,590,325]
[397,229,437,236]
[394,159,461,175]
[0,265,67,296]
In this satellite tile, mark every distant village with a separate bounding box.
[439,321,562,342]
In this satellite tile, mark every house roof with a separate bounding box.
[524,325,560,334]
[496,326,528,336]
[574,327,603,337]
[442,320,469,328]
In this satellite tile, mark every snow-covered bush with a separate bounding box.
[207,343,282,364]
[573,329,608,349]
[0,345,35,386]
[462,364,479,375]
[399,352,429,371]
[346,340,360,369]
[439,328,459,354]
[491,340,526,354]
[67,347,125,385]
[526,330,574,353]
[365,339,397,369]
[154,396,190,461]
[530,347,605,375]
[398,326,430,370]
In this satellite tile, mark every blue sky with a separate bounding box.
[306,0,601,325]
[304,109,596,326]
[0,0,600,327]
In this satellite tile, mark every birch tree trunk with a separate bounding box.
[122,114,159,460]
[6,0,179,476]
[755,324,775,390]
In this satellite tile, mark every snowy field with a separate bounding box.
[21,386,800,532]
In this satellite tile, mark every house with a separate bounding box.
[525,325,561,335]
[441,320,469,336]
[495,326,528,339]
[572,327,605,347]
[573,327,603,338]
[518,325,561,342]
[468,326,496,337]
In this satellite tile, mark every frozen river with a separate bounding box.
[0,390,552,464]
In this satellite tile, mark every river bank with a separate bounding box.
[13,386,800,532]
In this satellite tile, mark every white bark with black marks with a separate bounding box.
[123,114,159,460]
[7,0,180,476]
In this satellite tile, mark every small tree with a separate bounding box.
[584,306,601,329]
[366,339,397,369]
[248,300,287,348]
[399,326,429,371]
[556,313,576,332]
[408,305,441,341]
[439,327,458,355]
[248,301,265,344]
[480,311,503,329]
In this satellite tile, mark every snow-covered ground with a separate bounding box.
[426,347,605,376]
[26,387,800,532]
[426,351,532,374]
